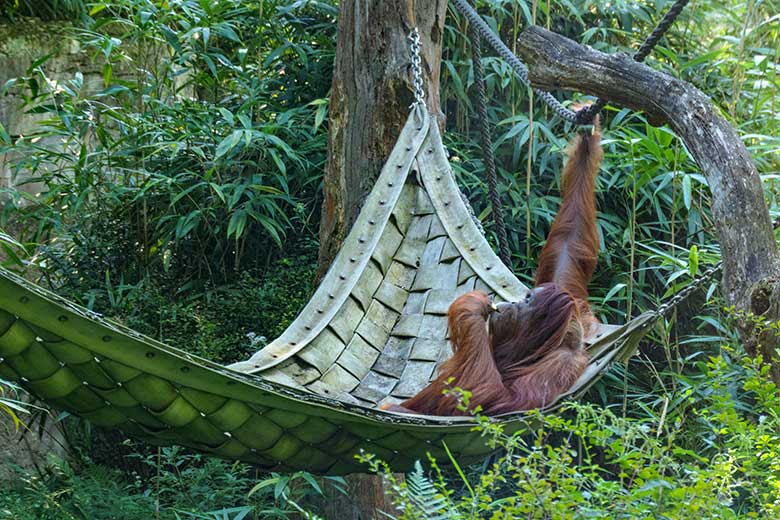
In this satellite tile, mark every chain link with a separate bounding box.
[656,262,722,318]
[408,28,426,108]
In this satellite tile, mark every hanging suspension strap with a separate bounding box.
[452,0,690,125]
[469,24,512,266]
[656,262,721,318]
[407,28,427,109]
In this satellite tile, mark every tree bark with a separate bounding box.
[316,1,448,517]
[515,26,780,379]
[318,0,448,279]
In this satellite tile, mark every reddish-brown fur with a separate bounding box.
[383,119,602,416]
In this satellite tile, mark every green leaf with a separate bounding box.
[89,4,108,16]
[0,122,11,144]
[227,210,247,239]
[682,174,692,210]
[215,130,243,160]
[218,107,234,125]
[688,245,699,278]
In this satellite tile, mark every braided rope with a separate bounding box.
[451,0,578,122]
[575,0,691,123]
[452,0,690,125]
[469,23,512,266]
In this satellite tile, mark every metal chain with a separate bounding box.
[657,217,780,318]
[656,262,722,318]
[408,28,426,108]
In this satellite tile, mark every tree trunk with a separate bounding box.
[316,1,448,518]
[515,26,780,380]
[317,0,448,279]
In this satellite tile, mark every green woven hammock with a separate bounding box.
[0,107,655,475]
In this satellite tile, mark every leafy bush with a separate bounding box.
[0,0,87,21]
[363,343,780,518]
[41,242,317,363]
[2,0,335,286]
[0,447,337,520]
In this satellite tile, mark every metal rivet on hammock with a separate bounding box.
[406,147,412,151]
[350,257,356,263]
[436,176,441,181]
[102,335,112,342]
[457,223,464,229]
[397,164,403,168]
[359,238,366,243]
[58,315,68,322]
[379,200,385,205]
[486,266,492,271]
[469,247,476,251]
[200,412,206,418]
[328,294,335,299]
[369,220,375,225]
[145,352,155,359]
[317,309,323,314]
[444,202,450,207]
[427,149,433,154]
[304,326,312,331]
[224,432,232,437]
[339,275,346,280]
[93,357,101,363]
[19,296,28,303]
[82,381,88,386]
[388,182,393,187]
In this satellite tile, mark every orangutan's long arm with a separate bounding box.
[533,120,602,302]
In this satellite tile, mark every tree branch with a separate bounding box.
[516,25,778,307]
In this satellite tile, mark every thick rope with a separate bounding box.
[575,0,691,123]
[451,0,578,122]
[452,0,690,125]
[469,23,512,266]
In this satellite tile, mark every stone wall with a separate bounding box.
[0,17,109,194]
[0,391,68,480]
[0,18,90,478]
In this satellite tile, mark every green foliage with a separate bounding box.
[0,378,28,430]
[442,0,778,325]
[248,471,346,519]
[0,226,27,268]
[363,342,780,518]
[0,448,334,520]
[0,0,87,21]
[2,0,335,286]
[44,245,317,363]
[0,0,778,516]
